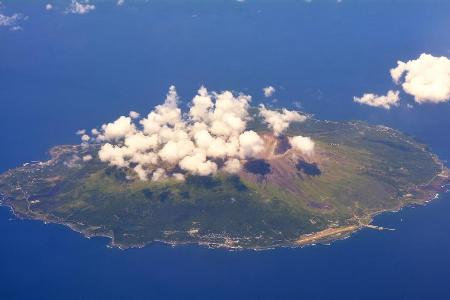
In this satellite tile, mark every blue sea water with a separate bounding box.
[1,1,450,299]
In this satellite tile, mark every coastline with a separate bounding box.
[1,123,449,251]
[294,157,450,248]
[1,160,448,251]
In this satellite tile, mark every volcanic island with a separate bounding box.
[0,94,448,250]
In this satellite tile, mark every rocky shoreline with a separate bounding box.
[1,160,448,251]
[1,119,448,251]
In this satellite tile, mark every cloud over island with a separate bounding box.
[80,86,314,181]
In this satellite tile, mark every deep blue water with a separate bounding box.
[1,1,450,299]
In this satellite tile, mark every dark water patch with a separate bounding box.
[274,135,291,155]
[244,159,271,176]
[296,160,321,176]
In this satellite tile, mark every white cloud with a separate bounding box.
[0,13,22,27]
[140,85,183,136]
[239,130,264,159]
[134,164,148,181]
[173,173,185,181]
[101,116,136,141]
[207,90,251,138]
[81,134,90,142]
[124,132,158,153]
[45,4,53,11]
[130,151,158,166]
[82,154,93,162]
[0,3,27,30]
[117,0,125,6]
[189,86,213,122]
[390,53,450,104]
[158,139,196,164]
[152,168,167,182]
[179,151,218,176]
[290,136,315,156]
[86,86,314,181]
[353,90,400,110]
[129,111,140,119]
[98,143,130,168]
[67,0,95,15]
[172,173,186,181]
[223,158,241,174]
[91,128,100,136]
[259,104,307,136]
[354,53,450,108]
[263,86,276,97]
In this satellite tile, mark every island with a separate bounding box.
[0,118,448,250]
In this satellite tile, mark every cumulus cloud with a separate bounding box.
[140,85,183,136]
[158,139,195,164]
[101,116,136,141]
[353,90,400,110]
[83,86,314,181]
[91,128,100,136]
[390,53,450,104]
[179,151,218,176]
[290,136,315,156]
[356,53,450,108]
[223,158,241,174]
[129,111,140,119]
[124,132,158,152]
[81,134,90,142]
[98,143,128,167]
[238,131,264,159]
[117,0,125,6]
[151,168,167,181]
[259,104,307,136]
[67,0,95,15]
[263,86,276,97]
[172,173,185,181]
[82,154,93,162]
[45,4,53,11]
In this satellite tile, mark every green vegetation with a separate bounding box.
[0,119,447,249]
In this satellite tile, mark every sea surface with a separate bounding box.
[1,1,450,299]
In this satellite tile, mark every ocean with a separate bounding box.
[1,1,450,299]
